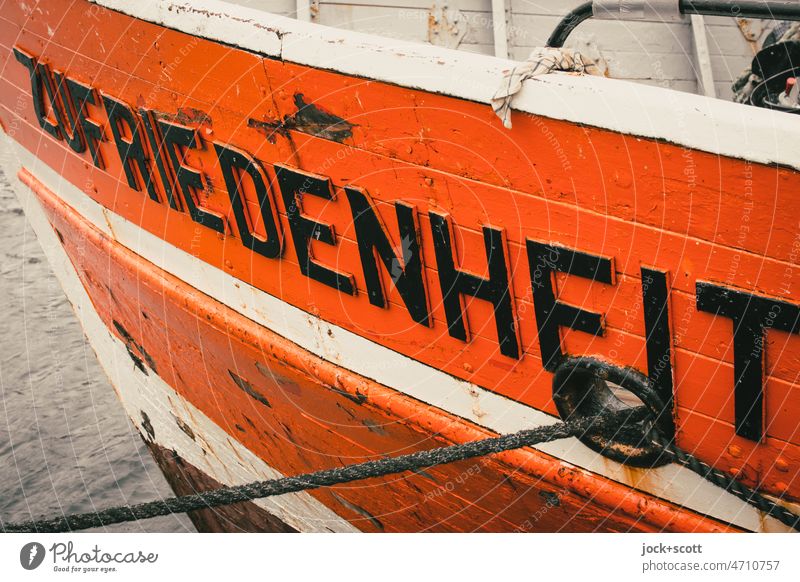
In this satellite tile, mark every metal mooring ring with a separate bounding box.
[552,356,673,468]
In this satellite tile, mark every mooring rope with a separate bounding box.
[2,406,798,533]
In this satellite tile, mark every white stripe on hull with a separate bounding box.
[1,133,794,532]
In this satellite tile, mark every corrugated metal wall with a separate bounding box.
[231,1,776,100]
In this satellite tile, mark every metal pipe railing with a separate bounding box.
[547,1,800,47]
[684,0,800,20]
[546,2,593,48]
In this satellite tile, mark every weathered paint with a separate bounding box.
[90,0,800,170]
[1,0,798,531]
[10,145,791,531]
[3,155,359,533]
[28,166,739,532]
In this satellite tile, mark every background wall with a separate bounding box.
[235,0,781,100]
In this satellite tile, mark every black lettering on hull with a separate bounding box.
[102,94,161,203]
[345,186,429,326]
[13,47,61,141]
[697,282,800,441]
[12,44,800,450]
[48,70,86,153]
[64,77,106,169]
[158,119,226,234]
[274,164,355,295]
[215,142,283,259]
[526,241,612,371]
[140,109,181,210]
[641,267,675,436]
[429,212,519,359]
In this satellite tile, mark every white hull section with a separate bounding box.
[1,132,794,532]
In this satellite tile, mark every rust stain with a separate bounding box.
[362,418,387,435]
[539,490,561,507]
[174,414,197,441]
[427,5,467,49]
[330,386,367,405]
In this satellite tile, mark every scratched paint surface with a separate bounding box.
[0,0,798,508]
[36,175,736,532]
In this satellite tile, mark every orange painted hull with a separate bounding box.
[1,0,798,531]
[27,168,733,532]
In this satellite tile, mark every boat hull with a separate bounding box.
[10,161,741,532]
[1,0,799,532]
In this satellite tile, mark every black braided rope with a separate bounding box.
[3,406,798,532]
[651,432,800,532]
[2,408,648,533]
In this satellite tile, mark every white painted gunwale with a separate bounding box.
[90,0,800,171]
[2,134,794,532]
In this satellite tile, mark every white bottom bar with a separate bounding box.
[1,532,797,581]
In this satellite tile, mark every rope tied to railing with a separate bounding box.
[2,404,798,533]
[490,46,605,129]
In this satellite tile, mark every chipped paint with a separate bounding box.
[228,370,272,408]
[4,0,799,533]
[9,143,793,531]
[248,93,354,144]
[112,319,157,373]
[330,492,384,531]
[141,410,155,440]
[154,107,212,127]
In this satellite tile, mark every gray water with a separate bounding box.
[0,169,194,532]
